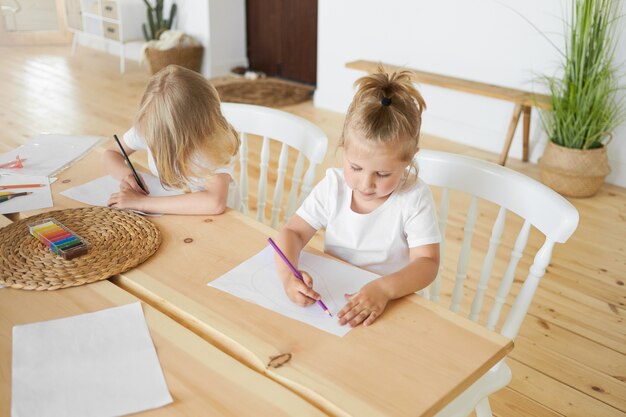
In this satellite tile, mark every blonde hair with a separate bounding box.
[135,65,240,189]
[340,66,426,185]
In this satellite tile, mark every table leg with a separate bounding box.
[522,106,531,162]
[499,104,523,166]
[71,32,78,55]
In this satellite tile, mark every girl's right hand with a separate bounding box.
[120,173,149,195]
[283,271,320,307]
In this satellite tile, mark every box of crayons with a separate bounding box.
[29,218,90,260]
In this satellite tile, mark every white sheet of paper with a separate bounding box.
[0,175,52,214]
[60,174,184,215]
[0,134,103,177]
[208,246,380,337]
[12,302,173,417]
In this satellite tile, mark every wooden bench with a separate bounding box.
[346,60,551,165]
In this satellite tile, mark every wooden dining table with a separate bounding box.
[2,147,514,417]
[0,280,328,417]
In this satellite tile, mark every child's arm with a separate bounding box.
[275,215,321,306]
[338,243,440,327]
[107,173,230,215]
[101,144,148,195]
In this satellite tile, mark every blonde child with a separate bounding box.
[102,65,240,215]
[274,69,440,327]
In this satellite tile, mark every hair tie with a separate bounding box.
[381,97,392,107]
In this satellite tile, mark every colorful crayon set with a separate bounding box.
[29,218,89,260]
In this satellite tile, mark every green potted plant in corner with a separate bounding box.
[142,0,176,41]
[141,0,204,75]
[538,0,625,198]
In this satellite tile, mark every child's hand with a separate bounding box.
[283,271,321,307]
[120,173,149,195]
[338,280,390,327]
[108,187,149,211]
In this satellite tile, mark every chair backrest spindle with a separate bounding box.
[450,195,478,313]
[222,103,328,228]
[486,220,531,331]
[500,238,555,339]
[429,187,449,303]
[238,132,249,214]
[285,153,305,219]
[469,206,506,322]
[299,161,317,207]
[256,136,270,223]
[270,143,290,228]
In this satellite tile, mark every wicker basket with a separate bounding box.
[145,44,204,75]
[538,141,611,198]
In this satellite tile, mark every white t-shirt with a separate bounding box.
[123,127,241,209]
[297,168,441,276]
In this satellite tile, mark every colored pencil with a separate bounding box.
[0,156,25,169]
[29,219,88,260]
[113,134,147,193]
[267,237,333,317]
[0,192,32,203]
[0,184,46,190]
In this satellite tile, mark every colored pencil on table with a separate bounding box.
[267,237,333,317]
[0,155,25,169]
[0,192,32,203]
[0,184,46,190]
[113,134,147,193]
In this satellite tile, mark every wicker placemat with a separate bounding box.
[0,207,161,291]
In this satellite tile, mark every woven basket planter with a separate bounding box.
[145,45,204,75]
[538,141,610,198]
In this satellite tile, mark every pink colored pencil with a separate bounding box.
[268,237,332,317]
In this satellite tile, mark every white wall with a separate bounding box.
[177,0,247,77]
[315,0,626,187]
[153,0,247,77]
[207,0,247,77]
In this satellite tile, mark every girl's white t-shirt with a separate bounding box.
[123,127,241,209]
[296,168,441,276]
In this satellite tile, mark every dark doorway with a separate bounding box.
[246,0,318,85]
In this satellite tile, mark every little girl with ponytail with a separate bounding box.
[274,68,441,327]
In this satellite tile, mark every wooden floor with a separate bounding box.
[1,46,624,417]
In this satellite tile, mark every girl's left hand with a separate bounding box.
[337,281,390,327]
[107,188,148,211]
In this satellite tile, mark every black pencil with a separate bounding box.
[113,134,147,193]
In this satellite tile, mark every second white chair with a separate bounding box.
[414,150,579,417]
[221,103,328,228]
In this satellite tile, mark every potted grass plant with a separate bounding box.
[141,0,204,74]
[538,0,625,197]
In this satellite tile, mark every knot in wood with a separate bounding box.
[267,353,292,369]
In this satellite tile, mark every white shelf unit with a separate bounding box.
[64,0,145,73]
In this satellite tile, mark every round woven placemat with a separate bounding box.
[213,78,314,108]
[0,207,161,291]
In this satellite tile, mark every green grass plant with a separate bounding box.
[541,0,625,149]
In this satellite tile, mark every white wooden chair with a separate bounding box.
[221,103,328,228]
[414,150,579,417]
